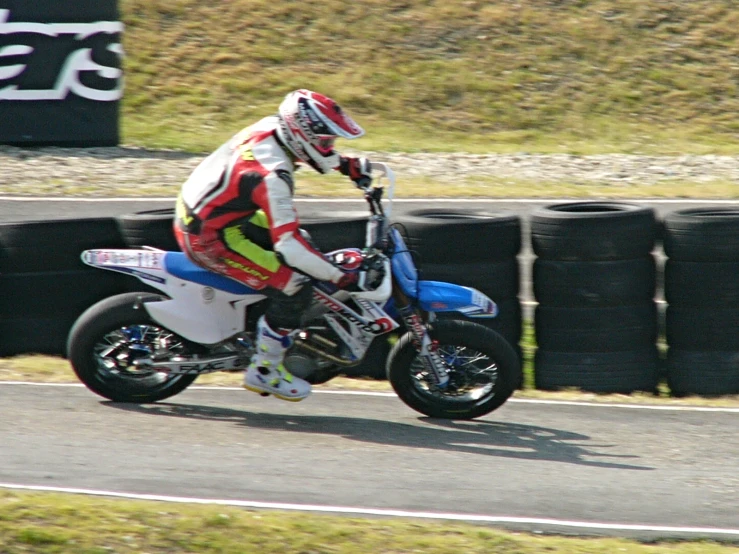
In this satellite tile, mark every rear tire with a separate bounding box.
[67,293,199,403]
[387,319,519,419]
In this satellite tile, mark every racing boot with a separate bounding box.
[243,316,311,402]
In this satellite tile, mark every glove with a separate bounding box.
[339,156,372,188]
[335,269,360,290]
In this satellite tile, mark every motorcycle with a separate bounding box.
[67,163,520,420]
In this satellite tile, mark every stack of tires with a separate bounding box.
[663,208,739,396]
[531,202,660,393]
[0,218,138,357]
[394,209,523,383]
[116,208,180,251]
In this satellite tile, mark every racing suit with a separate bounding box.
[174,116,350,331]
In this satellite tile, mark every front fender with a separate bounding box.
[415,280,498,318]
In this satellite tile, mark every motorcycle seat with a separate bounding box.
[163,252,260,295]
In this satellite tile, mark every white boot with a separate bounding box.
[243,316,311,402]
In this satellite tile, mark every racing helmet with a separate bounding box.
[276,89,365,174]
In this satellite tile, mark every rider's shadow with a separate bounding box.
[106,401,653,471]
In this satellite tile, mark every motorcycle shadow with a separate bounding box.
[104,400,653,471]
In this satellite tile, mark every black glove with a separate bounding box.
[339,156,372,188]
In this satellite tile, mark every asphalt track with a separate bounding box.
[1,382,738,541]
[1,197,738,541]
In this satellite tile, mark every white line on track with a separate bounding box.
[2,381,738,412]
[1,196,738,204]
[1,483,738,536]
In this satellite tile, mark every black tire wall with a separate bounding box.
[663,208,739,396]
[4,205,736,398]
[0,217,149,357]
[531,202,660,393]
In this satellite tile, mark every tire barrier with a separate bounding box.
[0,218,125,273]
[2,204,736,397]
[397,209,521,262]
[117,208,180,251]
[395,209,524,386]
[531,202,658,261]
[531,202,660,393]
[300,212,368,253]
[663,208,739,396]
[0,218,151,357]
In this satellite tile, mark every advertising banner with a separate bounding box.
[0,1,122,145]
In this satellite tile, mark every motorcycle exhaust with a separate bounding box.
[133,353,249,375]
[293,331,359,367]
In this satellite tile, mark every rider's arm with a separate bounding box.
[254,170,344,284]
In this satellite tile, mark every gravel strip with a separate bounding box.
[1,145,739,197]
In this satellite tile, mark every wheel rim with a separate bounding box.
[409,344,500,403]
[92,324,192,387]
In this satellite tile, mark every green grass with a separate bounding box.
[1,490,738,553]
[119,0,739,156]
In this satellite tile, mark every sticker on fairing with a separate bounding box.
[83,249,164,270]
[458,299,498,318]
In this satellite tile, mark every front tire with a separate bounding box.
[67,293,199,403]
[387,319,519,419]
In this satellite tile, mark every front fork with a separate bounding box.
[393,288,450,388]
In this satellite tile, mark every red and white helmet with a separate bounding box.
[276,89,365,174]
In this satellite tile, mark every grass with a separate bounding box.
[1,490,738,554]
[118,0,739,156]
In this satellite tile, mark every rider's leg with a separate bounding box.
[175,216,314,400]
[243,284,313,401]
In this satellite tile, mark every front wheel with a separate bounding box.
[67,292,200,403]
[387,319,519,419]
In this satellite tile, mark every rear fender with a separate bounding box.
[81,248,170,292]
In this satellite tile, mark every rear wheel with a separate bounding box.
[67,293,200,402]
[387,319,519,419]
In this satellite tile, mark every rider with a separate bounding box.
[173,89,373,402]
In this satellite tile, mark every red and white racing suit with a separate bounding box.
[174,116,346,301]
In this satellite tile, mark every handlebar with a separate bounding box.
[357,161,396,250]
[367,162,395,218]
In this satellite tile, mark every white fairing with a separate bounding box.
[143,275,265,344]
[81,249,267,344]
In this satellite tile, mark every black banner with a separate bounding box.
[0,1,121,146]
